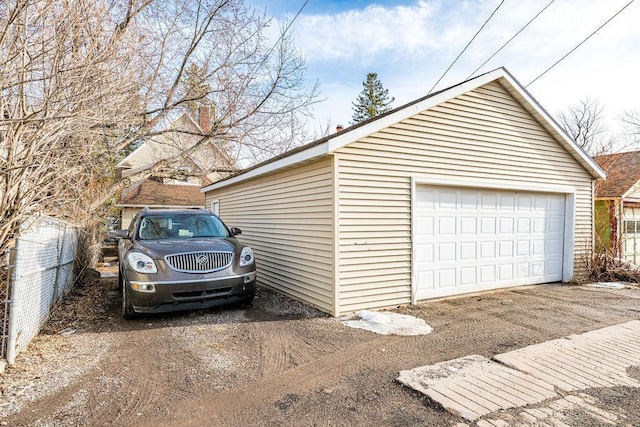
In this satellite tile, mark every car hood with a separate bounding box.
[132,238,238,258]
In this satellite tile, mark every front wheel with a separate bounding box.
[239,292,255,307]
[122,284,137,320]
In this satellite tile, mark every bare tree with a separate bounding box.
[0,0,319,266]
[557,98,611,156]
[0,0,143,263]
[621,110,640,148]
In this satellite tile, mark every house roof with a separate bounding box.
[201,67,605,194]
[116,113,235,176]
[117,179,204,208]
[594,150,640,199]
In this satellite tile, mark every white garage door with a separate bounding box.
[414,185,565,300]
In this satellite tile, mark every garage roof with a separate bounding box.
[202,68,605,193]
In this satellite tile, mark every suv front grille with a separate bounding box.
[165,251,233,273]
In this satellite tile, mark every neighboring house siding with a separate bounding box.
[121,208,137,230]
[335,82,593,313]
[205,157,335,313]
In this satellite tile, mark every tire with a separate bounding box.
[122,283,137,320]
[239,292,255,307]
[117,269,124,293]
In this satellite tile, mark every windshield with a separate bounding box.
[137,214,229,240]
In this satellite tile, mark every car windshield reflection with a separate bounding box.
[137,214,229,240]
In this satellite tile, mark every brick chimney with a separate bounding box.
[198,105,211,134]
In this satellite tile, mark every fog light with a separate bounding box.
[243,272,256,283]
[132,283,156,293]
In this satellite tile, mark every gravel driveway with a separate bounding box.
[1,270,639,426]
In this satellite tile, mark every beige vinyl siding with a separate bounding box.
[121,208,137,230]
[205,157,336,314]
[336,81,594,313]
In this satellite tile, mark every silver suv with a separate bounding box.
[116,208,256,319]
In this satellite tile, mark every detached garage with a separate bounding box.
[202,68,605,316]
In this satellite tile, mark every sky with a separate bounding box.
[246,0,639,139]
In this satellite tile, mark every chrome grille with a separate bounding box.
[165,251,233,273]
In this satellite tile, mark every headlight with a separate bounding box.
[126,252,158,274]
[239,247,254,267]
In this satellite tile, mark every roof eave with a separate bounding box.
[116,204,204,208]
[202,67,605,193]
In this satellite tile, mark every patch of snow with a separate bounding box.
[341,310,433,336]
[588,282,627,289]
[100,272,117,278]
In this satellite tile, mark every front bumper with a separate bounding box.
[127,272,256,313]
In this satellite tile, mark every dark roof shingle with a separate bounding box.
[118,179,204,207]
[594,151,640,198]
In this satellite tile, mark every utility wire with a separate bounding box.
[266,0,309,59]
[250,0,309,78]
[467,0,556,79]
[428,0,505,94]
[526,0,635,87]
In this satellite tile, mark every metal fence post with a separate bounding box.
[5,239,21,364]
[53,223,65,301]
[1,246,16,361]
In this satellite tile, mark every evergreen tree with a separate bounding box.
[351,72,394,124]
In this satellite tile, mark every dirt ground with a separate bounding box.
[1,269,640,426]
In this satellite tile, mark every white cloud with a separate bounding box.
[286,0,640,135]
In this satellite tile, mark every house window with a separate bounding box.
[210,200,220,216]
[624,220,640,234]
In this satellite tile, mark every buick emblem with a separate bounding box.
[196,255,209,265]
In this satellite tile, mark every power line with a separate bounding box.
[526,0,635,88]
[250,0,309,78]
[428,0,505,95]
[467,0,556,80]
[267,0,309,59]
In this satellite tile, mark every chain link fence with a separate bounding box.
[1,216,80,364]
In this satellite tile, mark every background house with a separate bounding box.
[116,112,235,228]
[594,150,640,264]
[202,68,605,316]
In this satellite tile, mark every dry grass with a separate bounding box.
[588,251,640,283]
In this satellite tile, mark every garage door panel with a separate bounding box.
[480,241,496,258]
[439,191,456,208]
[518,195,532,210]
[482,193,497,210]
[416,216,434,234]
[517,217,531,233]
[481,217,496,233]
[499,218,514,233]
[415,185,565,300]
[460,217,477,234]
[438,242,456,261]
[500,194,515,210]
[439,217,456,234]
[547,238,563,255]
[462,191,479,208]
[439,269,456,287]
[533,239,545,255]
[516,240,530,256]
[460,242,476,260]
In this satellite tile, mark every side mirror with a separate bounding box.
[113,229,130,240]
[229,227,242,236]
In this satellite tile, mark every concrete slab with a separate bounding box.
[398,320,640,423]
[397,355,558,421]
[481,393,622,426]
[494,320,640,392]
